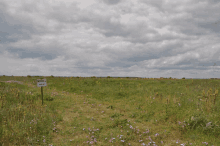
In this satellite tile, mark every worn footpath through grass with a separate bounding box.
[38,84,187,146]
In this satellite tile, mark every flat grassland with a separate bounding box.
[0,76,220,146]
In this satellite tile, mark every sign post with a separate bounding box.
[37,79,47,105]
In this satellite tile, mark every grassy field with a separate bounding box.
[0,76,220,146]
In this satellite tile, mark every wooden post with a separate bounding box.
[37,78,46,105]
[41,86,43,105]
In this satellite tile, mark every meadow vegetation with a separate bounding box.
[0,75,220,145]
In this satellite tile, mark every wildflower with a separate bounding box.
[206,122,212,127]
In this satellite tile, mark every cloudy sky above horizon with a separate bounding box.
[0,0,220,79]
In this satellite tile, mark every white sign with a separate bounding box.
[37,79,47,87]
[37,82,47,87]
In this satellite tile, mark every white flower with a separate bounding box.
[206,122,212,127]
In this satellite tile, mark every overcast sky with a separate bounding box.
[0,0,220,79]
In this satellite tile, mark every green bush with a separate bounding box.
[69,86,80,92]
[129,112,140,118]
[110,113,124,118]
[109,118,128,128]
[116,91,127,99]
[181,112,220,138]
[45,94,54,101]
[106,105,114,109]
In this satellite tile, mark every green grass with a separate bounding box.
[0,76,220,145]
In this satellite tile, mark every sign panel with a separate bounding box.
[37,82,47,87]
[37,79,47,87]
[37,79,46,82]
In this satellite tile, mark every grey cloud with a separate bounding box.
[99,0,122,5]
[6,48,59,61]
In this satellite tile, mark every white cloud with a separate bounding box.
[0,0,220,78]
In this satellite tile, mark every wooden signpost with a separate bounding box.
[36,79,47,105]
